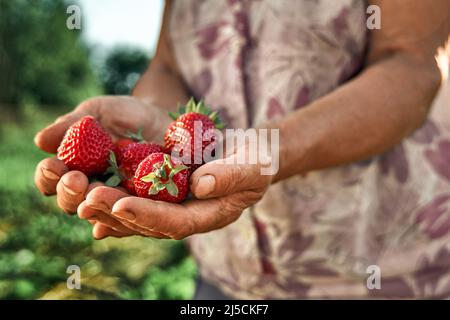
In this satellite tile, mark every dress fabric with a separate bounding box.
[169,0,450,299]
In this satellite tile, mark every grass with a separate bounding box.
[0,105,196,299]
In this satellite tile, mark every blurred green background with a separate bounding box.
[0,0,197,299]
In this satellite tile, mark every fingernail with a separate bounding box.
[112,211,136,221]
[33,133,40,146]
[41,167,60,181]
[195,175,216,197]
[62,181,80,196]
[88,202,110,214]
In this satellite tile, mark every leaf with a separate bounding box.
[105,166,114,174]
[168,111,179,120]
[165,181,179,197]
[163,154,172,168]
[209,111,218,121]
[108,150,117,166]
[169,165,188,178]
[148,181,165,195]
[125,127,144,142]
[141,172,157,183]
[215,122,226,130]
[186,97,196,113]
[105,175,122,187]
[178,106,186,115]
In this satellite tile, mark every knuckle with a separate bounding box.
[76,98,98,113]
[221,165,243,193]
[170,218,194,240]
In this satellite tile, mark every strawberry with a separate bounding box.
[115,138,135,149]
[57,115,113,176]
[164,98,225,171]
[134,153,189,203]
[106,142,165,195]
[114,128,145,163]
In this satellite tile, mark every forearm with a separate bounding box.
[132,62,189,112]
[272,53,441,182]
[130,0,190,133]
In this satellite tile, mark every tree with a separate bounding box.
[0,0,99,108]
[100,47,150,95]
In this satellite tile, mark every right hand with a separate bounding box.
[34,96,171,222]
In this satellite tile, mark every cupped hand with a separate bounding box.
[77,148,273,240]
[34,96,171,215]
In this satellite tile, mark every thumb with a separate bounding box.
[190,159,264,199]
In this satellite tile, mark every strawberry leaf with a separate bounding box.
[105,175,122,187]
[169,164,188,179]
[186,97,196,113]
[173,97,227,129]
[165,181,179,197]
[108,150,118,167]
[105,150,124,179]
[215,122,226,130]
[148,181,165,195]
[124,127,144,142]
[169,111,179,120]
[141,172,157,183]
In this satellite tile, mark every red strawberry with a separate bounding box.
[115,138,134,151]
[106,142,165,195]
[114,128,145,162]
[164,98,225,171]
[57,116,113,176]
[134,153,189,203]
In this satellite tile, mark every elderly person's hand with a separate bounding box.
[77,144,273,239]
[34,96,171,215]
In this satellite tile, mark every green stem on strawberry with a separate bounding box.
[141,154,188,197]
[105,150,124,187]
[124,127,145,142]
[168,97,226,129]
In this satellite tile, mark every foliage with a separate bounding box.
[0,0,100,107]
[99,47,150,95]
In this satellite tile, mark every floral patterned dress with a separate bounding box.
[169,0,450,299]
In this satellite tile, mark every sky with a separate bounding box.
[79,0,164,54]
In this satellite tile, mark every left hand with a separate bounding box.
[77,152,273,240]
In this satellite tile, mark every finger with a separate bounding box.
[86,182,105,195]
[92,223,135,240]
[114,219,170,239]
[85,186,129,214]
[86,181,127,195]
[56,170,89,214]
[34,157,68,195]
[84,186,165,236]
[34,110,87,153]
[190,160,269,199]
[78,200,134,233]
[111,197,194,240]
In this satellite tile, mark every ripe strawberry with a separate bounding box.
[57,116,113,176]
[114,128,145,163]
[106,142,165,195]
[164,98,225,171]
[134,153,189,203]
